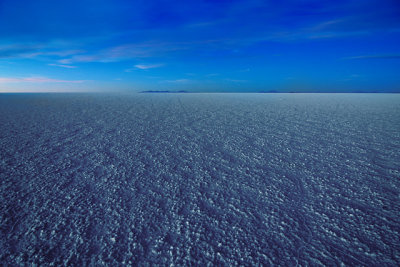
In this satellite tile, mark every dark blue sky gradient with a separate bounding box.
[0,0,399,92]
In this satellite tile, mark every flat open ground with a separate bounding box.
[1,93,399,265]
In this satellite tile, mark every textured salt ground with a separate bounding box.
[0,93,400,265]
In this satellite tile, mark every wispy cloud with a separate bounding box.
[134,63,164,70]
[31,49,86,58]
[58,39,222,64]
[163,79,191,83]
[58,55,102,64]
[48,63,77,68]
[0,44,42,58]
[58,43,171,64]
[0,44,85,60]
[225,78,247,83]
[345,54,400,60]
[0,76,85,83]
[310,19,346,32]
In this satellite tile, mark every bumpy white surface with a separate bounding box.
[1,93,399,265]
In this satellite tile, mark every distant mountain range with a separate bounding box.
[140,90,400,94]
[140,90,188,93]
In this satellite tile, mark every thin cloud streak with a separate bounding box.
[162,79,191,83]
[345,54,400,59]
[48,63,77,68]
[133,63,164,70]
[225,78,247,83]
[125,63,164,72]
[0,76,85,83]
[58,40,218,64]
[0,43,85,59]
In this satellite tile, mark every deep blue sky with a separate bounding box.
[0,0,399,92]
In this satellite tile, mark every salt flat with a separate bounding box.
[1,93,399,265]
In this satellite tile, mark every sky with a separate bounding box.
[0,0,399,92]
